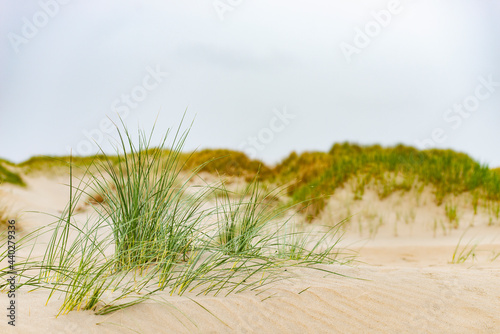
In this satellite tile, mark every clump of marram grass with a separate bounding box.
[0,120,350,316]
[214,178,280,256]
[212,177,345,261]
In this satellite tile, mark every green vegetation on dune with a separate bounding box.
[1,118,497,315]
[181,149,272,180]
[273,143,500,220]
[176,144,500,222]
[18,154,119,174]
[1,123,347,316]
[0,162,25,186]
[0,158,16,167]
[6,142,500,221]
[17,149,271,181]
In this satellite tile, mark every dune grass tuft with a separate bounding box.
[445,203,459,229]
[0,120,350,316]
[451,230,478,264]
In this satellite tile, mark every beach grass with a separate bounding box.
[451,230,478,264]
[0,120,350,316]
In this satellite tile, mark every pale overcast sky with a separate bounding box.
[1,0,499,166]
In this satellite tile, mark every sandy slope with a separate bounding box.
[4,265,500,333]
[1,175,499,333]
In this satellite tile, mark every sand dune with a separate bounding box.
[4,265,499,333]
[1,175,499,333]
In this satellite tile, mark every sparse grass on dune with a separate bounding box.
[445,203,459,229]
[0,121,350,316]
[451,230,478,264]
